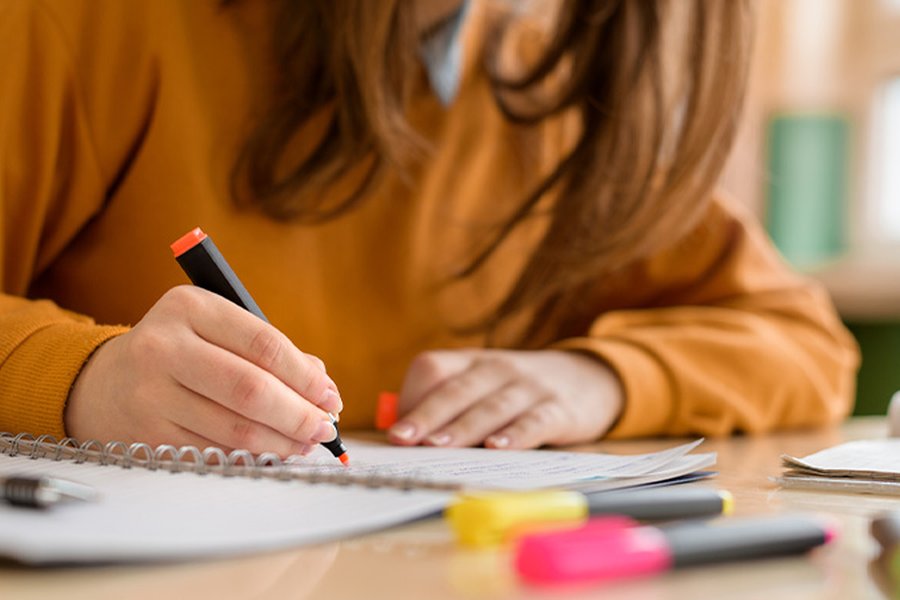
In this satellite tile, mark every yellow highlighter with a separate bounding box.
[446,487,734,547]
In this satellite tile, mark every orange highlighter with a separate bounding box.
[170,227,350,465]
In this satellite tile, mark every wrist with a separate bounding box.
[562,350,625,439]
[65,333,125,440]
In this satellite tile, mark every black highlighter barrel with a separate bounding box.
[662,515,831,567]
[173,231,269,323]
[585,488,729,521]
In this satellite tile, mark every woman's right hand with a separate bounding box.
[65,286,342,456]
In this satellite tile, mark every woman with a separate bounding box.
[0,0,858,455]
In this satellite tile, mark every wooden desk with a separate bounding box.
[2,418,895,600]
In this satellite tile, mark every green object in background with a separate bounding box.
[766,114,849,267]
[845,321,900,416]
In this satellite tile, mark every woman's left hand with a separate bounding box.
[388,349,624,449]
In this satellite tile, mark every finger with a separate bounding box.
[398,350,473,413]
[424,381,543,447]
[166,424,223,453]
[129,418,222,452]
[484,396,567,450]
[306,353,327,373]
[164,286,342,414]
[389,356,517,446]
[168,334,337,446]
[167,383,314,457]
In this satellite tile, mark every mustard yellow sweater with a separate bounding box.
[0,0,859,440]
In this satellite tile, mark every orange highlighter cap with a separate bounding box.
[376,392,399,430]
[170,227,208,257]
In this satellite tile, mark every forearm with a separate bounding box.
[0,295,128,437]
[554,284,858,438]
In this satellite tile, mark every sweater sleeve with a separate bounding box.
[553,195,860,439]
[0,2,135,437]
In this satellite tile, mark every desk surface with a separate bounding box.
[3,418,896,600]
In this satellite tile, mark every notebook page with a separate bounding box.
[290,439,705,490]
[0,454,448,564]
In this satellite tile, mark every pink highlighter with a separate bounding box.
[515,514,837,586]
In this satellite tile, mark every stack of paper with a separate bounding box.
[291,439,715,493]
[777,439,900,495]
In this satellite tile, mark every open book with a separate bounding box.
[0,433,714,563]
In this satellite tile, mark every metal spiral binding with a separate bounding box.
[0,432,461,491]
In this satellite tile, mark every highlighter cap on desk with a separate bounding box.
[446,490,588,547]
[515,517,672,586]
[375,392,399,431]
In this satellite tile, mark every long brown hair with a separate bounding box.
[232,0,753,339]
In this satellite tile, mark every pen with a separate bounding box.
[1,475,97,509]
[447,487,733,547]
[170,227,349,465]
[871,512,900,582]
[515,514,836,585]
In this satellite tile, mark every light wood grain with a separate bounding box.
[1,418,894,600]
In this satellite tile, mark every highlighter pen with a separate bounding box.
[515,514,836,586]
[872,512,900,582]
[1,475,97,509]
[170,227,349,465]
[447,487,733,547]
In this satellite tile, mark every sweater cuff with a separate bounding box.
[0,322,129,438]
[551,337,675,439]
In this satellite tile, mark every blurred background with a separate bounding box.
[719,0,900,415]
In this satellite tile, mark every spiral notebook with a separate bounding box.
[0,432,714,564]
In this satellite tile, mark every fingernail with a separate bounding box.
[487,435,510,449]
[321,389,343,413]
[312,421,337,443]
[389,422,416,441]
[427,433,452,446]
[329,412,340,423]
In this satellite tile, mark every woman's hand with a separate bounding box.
[65,286,342,456]
[388,349,623,449]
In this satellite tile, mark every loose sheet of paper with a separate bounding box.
[571,453,717,493]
